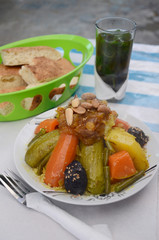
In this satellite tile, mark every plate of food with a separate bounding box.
[14,92,159,205]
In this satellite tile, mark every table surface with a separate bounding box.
[0,40,159,240]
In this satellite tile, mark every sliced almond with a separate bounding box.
[81,92,96,100]
[81,102,92,109]
[71,97,80,108]
[91,98,99,108]
[73,106,86,114]
[97,104,111,114]
[65,108,73,126]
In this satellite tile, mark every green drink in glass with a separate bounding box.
[95,17,136,100]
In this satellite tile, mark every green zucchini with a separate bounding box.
[28,128,46,147]
[25,129,60,168]
[79,140,105,195]
[36,151,52,175]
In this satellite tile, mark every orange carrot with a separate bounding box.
[109,150,136,179]
[44,133,78,187]
[114,118,130,131]
[34,119,59,134]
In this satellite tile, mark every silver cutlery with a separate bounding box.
[0,170,112,240]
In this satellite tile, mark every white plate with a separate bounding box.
[14,108,159,206]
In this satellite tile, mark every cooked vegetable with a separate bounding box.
[105,140,115,154]
[109,150,136,179]
[79,140,105,195]
[44,133,78,187]
[64,160,87,195]
[25,129,60,168]
[104,166,111,194]
[114,118,130,131]
[28,128,46,147]
[103,148,109,166]
[107,127,149,171]
[128,127,149,147]
[36,151,52,176]
[34,118,59,134]
[114,170,145,192]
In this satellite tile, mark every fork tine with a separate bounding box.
[0,175,23,200]
[5,172,28,197]
[0,177,20,199]
[7,169,31,193]
[3,172,26,197]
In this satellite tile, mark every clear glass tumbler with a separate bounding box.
[95,17,137,100]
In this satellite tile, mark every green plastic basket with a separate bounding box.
[0,34,94,121]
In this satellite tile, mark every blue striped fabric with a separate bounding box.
[82,64,159,84]
[129,71,159,84]
[71,48,159,62]
[74,40,159,137]
[132,51,159,62]
[75,85,159,110]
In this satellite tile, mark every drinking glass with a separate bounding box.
[95,17,137,100]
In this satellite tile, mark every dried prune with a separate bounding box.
[128,127,149,147]
[64,160,87,195]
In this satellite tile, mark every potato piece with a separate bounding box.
[107,127,149,171]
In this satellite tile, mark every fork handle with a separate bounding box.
[26,192,112,240]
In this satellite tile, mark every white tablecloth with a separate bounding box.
[0,40,159,240]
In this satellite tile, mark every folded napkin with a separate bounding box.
[26,192,112,240]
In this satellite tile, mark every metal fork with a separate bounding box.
[0,170,66,208]
[0,170,33,205]
[0,170,110,240]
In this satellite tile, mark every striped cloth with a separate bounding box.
[74,40,159,141]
